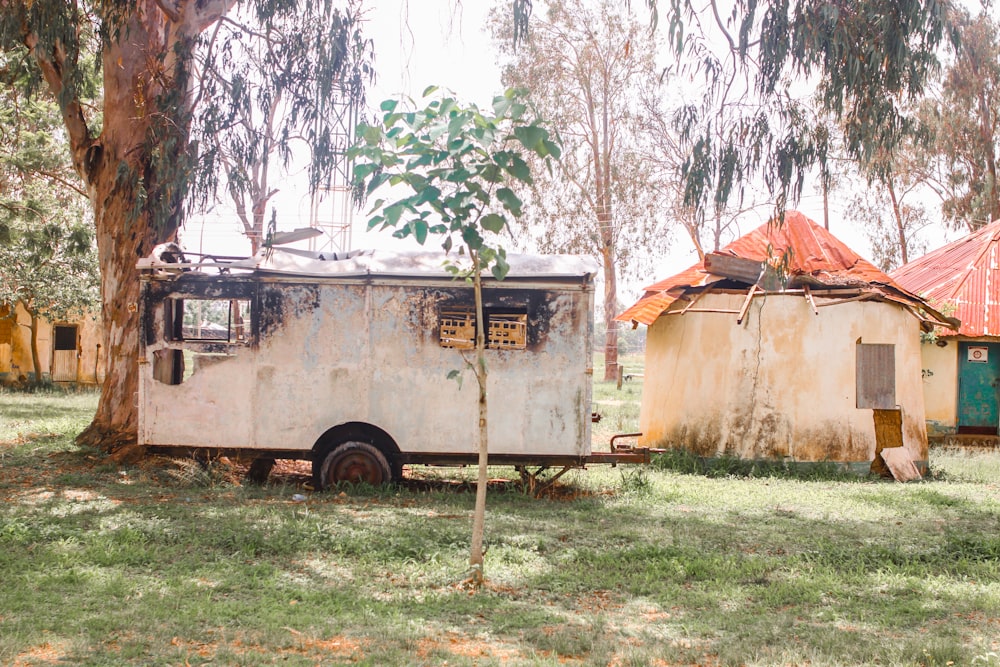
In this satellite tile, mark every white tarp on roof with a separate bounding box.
[141,245,599,280]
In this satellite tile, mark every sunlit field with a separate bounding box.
[2,377,999,666]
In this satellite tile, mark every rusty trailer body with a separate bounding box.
[137,246,639,488]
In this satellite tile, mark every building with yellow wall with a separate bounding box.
[0,303,104,385]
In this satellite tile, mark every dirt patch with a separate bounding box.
[12,641,70,666]
[416,631,523,662]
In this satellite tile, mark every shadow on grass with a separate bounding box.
[651,448,870,482]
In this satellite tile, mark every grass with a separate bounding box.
[2,382,1000,665]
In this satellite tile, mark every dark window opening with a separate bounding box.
[54,325,77,351]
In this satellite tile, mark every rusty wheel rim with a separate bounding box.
[329,450,386,485]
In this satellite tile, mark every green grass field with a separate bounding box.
[2,380,1000,666]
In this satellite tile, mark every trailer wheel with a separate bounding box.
[317,441,392,489]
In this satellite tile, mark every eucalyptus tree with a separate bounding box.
[349,88,559,585]
[666,0,952,222]
[847,183,930,272]
[1,1,370,450]
[493,0,665,382]
[922,9,1000,232]
[192,3,373,253]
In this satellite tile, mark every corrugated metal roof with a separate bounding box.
[890,221,1000,337]
[618,211,941,326]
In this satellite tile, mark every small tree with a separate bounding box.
[349,88,558,586]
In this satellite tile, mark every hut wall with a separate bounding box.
[920,338,959,436]
[639,292,928,467]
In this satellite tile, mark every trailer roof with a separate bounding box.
[138,245,599,281]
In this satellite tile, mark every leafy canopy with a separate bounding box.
[349,88,560,279]
[665,0,954,218]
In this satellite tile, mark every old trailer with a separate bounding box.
[137,245,646,490]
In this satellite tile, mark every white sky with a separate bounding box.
[180,0,967,305]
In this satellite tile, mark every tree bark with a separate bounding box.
[601,243,619,382]
[21,1,229,450]
[886,178,909,266]
[28,311,41,385]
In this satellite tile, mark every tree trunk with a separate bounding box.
[886,178,909,267]
[822,174,831,231]
[978,88,1000,224]
[468,250,489,586]
[28,310,41,386]
[62,3,209,450]
[601,245,619,382]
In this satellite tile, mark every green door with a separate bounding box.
[958,342,1000,434]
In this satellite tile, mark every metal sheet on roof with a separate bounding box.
[140,246,599,281]
[618,211,939,326]
[891,222,1000,337]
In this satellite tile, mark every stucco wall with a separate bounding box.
[639,292,928,466]
[920,338,959,436]
[0,302,104,384]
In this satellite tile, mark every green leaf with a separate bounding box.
[491,254,510,281]
[462,225,484,250]
[514,125,547,150]
[505,154,532,183]
[493,95,512,118]
[385,202,406,227]
[481,213,506,233]
[352,162,378,181]
[496,188,523,216]
[380,99,399,113]
[412,220,428,245]
[542,139,561,160]
[446,369,463,389]
[416,185,442,205]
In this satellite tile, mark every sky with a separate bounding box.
[180,1,501,261]
[179,0,967,305]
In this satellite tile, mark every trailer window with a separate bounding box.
[439,309,527,350]
[170,299,252,343]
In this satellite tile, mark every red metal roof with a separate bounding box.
[618,211,929,326]
[890,221,1000,337]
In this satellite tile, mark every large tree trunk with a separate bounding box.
[75,5,198,449]
[22,1,226,450]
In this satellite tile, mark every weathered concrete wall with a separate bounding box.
[639,292,928,467]
[920,338,959,437]
[140,277,593,457]
[0,302,104,384]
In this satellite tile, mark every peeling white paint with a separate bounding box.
[138,257,595,462]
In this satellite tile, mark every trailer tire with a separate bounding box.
[317,441,392,489]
